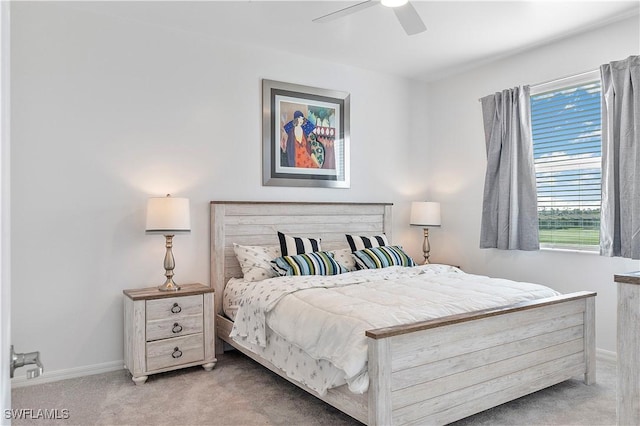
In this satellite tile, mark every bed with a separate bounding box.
[210,201,596,425]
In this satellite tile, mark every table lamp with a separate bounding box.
[410,201,441,264]
[146,194,191,291]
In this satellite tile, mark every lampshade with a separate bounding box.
[145,195,191,235]
[410,202,441,227]
[381,0,408,7]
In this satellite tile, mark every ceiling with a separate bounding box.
[66,1,639,82]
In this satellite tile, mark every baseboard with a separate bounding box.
[11,360,125,388]
[10,347,619,388]
[596,348,617,364]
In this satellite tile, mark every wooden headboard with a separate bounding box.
[209,201,392,317]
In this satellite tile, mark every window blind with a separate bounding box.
[530,78,602,249]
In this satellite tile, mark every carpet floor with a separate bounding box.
[11,351,616,425]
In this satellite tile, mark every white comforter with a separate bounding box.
[229,264,560,395]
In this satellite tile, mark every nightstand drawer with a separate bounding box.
[146,333,204,371]
[146,314,203,341]
[146,294,203,321]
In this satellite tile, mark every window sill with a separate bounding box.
[540,246,599,255]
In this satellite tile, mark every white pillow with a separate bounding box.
[329,248,358,272]
[233,244,281,282]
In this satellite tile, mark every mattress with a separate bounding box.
[225,264,561,395]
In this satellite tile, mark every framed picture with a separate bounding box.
[262,79,350,188]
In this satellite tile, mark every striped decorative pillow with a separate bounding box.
[352,245,416,269]
[278,232,321,256]
[345,234,389,252]
[273,251,347,276]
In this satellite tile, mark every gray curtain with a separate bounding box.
[600,55,640,259]
[480,86,539,250]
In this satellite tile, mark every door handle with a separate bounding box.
[10,345,44,379]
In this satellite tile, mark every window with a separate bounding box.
[530,71,601,250]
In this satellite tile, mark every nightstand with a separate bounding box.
[123,283,216,385]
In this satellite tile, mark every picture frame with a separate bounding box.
[262,79,350,188]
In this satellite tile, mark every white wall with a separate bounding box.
[9,2,426,378]
[424,15,640,354]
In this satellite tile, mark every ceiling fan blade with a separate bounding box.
[393,2,426,35]
[312,1,378,24]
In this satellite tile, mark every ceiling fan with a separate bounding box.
[312,0,427,36]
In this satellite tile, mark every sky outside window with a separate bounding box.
[530,80,602,249]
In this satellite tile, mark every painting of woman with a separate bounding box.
[284,110,322,169]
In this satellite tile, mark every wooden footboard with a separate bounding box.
[366,291,596,425]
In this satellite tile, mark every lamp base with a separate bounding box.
[422,227,431,265]
[157,234,180,291]
[158,278,181,292]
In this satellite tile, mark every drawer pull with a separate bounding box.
[172,347,182,359]
[170,303,182,314]
[172,323,183,334]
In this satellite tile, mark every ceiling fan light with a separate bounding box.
[381,0,408,7]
